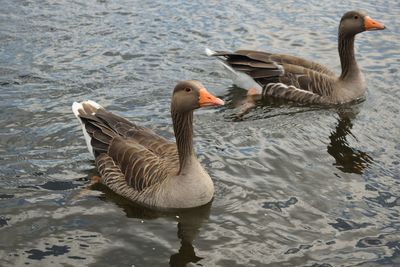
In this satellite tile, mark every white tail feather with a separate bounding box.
[72,100,103,158]
[205,47,216,56]
[205,47,262,93]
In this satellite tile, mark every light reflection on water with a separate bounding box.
[0,0,399,266]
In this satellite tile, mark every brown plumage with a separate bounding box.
[208,11,385,104]
[72,80,224,209]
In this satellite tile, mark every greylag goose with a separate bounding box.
[72,80,224,209]
[206,11,385,104]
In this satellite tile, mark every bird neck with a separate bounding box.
[171,110,195,174]
[338,31,359,81]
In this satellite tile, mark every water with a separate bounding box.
[1,0,399,266]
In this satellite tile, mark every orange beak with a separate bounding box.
[198,88,224,107]
[364,16,385,31]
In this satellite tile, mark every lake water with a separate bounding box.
[1,0,399,266]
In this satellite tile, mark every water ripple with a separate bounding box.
[0,0,399,266]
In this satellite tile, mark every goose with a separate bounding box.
[206,11,385,104]
[72,80,224,209]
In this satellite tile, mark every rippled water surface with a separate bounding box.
[1,0,399,266]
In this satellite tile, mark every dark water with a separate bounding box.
[1,0,399,266]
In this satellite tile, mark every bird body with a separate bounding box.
[207,11,385,104]
[72,81,224,209]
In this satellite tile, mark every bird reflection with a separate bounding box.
[226,85,314,120]
[92,183,211,267]
[225,87,373,174]
[327,104,373,174]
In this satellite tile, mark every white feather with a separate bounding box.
[205,47,216,56]
[72,100,103,158]
[222,62,263,93]
[205,47,262,93]
[85,100,102,110]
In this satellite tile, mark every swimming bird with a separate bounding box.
[206,11,385,104]
[72,80,224,209]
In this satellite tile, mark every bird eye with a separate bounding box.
[354,15,359,19]
[184,87,192,92]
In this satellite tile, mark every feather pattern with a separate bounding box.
[211,50,338,104]
[206,11,385,104]
[72,80,223,209]
[74,101,180,203]
[263,83,328,104]
[95,153,160,207]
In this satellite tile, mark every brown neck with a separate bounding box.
[171,109,195,174]
[338,31,359,81]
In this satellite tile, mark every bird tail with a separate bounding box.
[72,100,104,158]
[205,47,262,93]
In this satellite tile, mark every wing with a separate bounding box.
[77,106,177,158]
[213,50,335,78]
[276,63,337,97]
[236,50,336,77]
[262,83,332,104]
[75,101,180,191]
[101,136,178,191]
[95,153,162,206]
[212,50,285,85]
[212,50,338,101]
